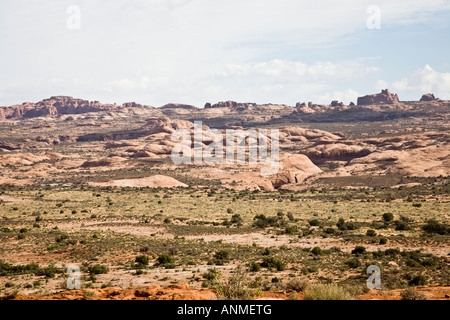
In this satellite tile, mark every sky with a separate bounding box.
[1,0,450,107]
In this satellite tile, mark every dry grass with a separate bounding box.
[303,283,355,300]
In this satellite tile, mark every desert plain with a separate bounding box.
[0,91,448,300]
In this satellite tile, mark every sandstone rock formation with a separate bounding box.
[420,93,436,102]
[205,101,257,109]
[281,126,341,141]
[90,175,188,188]
[357,89,399,105]
[304,143,372,162]
[269,153,322,188]
[330,100,344,107]
[143,117,195,134]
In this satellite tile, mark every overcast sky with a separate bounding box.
[1,0,450,107]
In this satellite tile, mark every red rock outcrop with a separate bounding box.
[420,93,436,102]
[122,102,147,108]
[205,101,257,109]
[0,96,152,120]
[330,100,344,107]
[357,89,399,105]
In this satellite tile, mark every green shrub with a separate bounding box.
[379,238,387,245]
[252,214,281,228]
[271,277,280,283]
[345,258,361,268]
[0,260,40,276]
[405,258,421,267]
[135,255,150,267]
[366,229,377,237]
[202,267,222,282]
[156,254,175,265]
[311,247,323,256]
[88,264,109,275]
[382,212,394,222]
[261,257,286,271]
[231,214,243,224]
[336,218,358,231]
[422,220,448,235]
[214,250,230,261]
[285,225,298,235]
[38,264,58,278]
[101,282,113,289]
[351,246,366,255]
[394,221,409,231]
[249,262,261,272]
[55,234,69,243]
[253,214,268,228]
[408,274,427,286]
[308,219,321,227]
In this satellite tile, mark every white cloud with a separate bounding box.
[391,65,450,99]
[1,1,449,106]
[375,80,389,91]
[202,59,377,105]
[216,59,378,81]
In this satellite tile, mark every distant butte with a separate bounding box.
[420,93,438,102]
[357,89,399,105]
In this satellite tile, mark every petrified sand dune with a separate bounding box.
[144,143,172,154]
[345,146,449,177]
[0,152,61,166]
[144,117,195,134]
[281,126,341,140]
[270,153,322,188]
[129,151,159,158]
[304,143,372,162]
[89,175,188,188]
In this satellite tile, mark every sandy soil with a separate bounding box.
[5,284,449,300]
